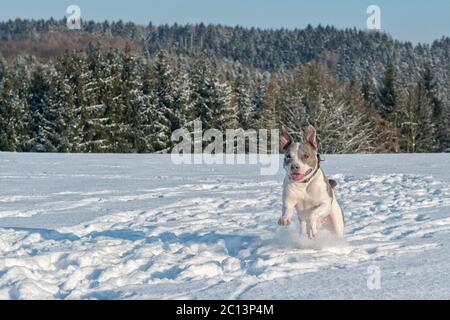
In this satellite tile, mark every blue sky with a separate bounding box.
[1,0,449,44]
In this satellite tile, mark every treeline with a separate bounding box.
[0,19,448,153]
[2,19,450,84]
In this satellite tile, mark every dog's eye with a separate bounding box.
[302,154,309,161]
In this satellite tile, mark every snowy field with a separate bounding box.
[0,152,449,300]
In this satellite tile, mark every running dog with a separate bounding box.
[278,126,345,239]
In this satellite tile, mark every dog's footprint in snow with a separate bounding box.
[392,230,415,240]
[381,226,399,235]
[218,201,229,209]
[415,214,430,222]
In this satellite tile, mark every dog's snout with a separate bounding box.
[291,163,300,171]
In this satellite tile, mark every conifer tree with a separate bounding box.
[138,59,158,152]
[232,74,252,129]
[421,65,447,152]
[248,76,268,129]
[50,56,79,152]
[379,64,398,118]
[82,44,111,152]
[118,44,142,152]
[0,74,28,151]
[27,66,58,152]
[63,53,89,152]
[396,82,436,153]
[151,50,180,152]
[189,57,234,132]
[256,77,279,130]
[361,75,379,110]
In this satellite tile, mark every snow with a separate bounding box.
[0,152,449,300]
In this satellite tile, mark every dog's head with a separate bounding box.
[280,126,319,182]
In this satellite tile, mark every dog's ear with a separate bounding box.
[280,128,293,150]
[305,126,318,150]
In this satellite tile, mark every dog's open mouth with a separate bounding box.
[290,169,313,182]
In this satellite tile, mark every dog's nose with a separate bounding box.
[291,163,300,171]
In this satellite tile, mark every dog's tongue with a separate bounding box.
[291,169,313,182]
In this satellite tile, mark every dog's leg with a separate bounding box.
[306,214,320,239]
[278,203,295,227]
[298,215,307,237]
[306,203,331,239]
[329,204,345,238]
[328,194,345,237]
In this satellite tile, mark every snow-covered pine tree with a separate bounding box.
[117,44,142,152]
[421,64,448,152]
[232,73,252,129]
[378,63,399,118]
[298,63,376,153]
[63,53,90,152]
[189,57,234,132]
[100,49,128,152]
[138,57,159,152]
[0,73,28,151]
[150,50,185,152]
[175,68,195,129]
[361,75,379,110]
[9,57,33,151]
[0,57,5,83]
[142,54,194,153]
[257,76,279,131]
[396,81,436,153]
[50,57,77,152]
[27,65,59,152]
[208,77,234,132]
[248,75,268,130]
[82,44,111,153]
[279,70,310,141]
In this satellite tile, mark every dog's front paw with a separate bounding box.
[278,216,292,227]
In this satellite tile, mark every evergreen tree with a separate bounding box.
[189,57,234,132]
[138,59,158,152]
[298,63,376,153]
[257,77,279,130]
[378,64,398,117]
[117,44,142,152]
[150,51,186,152]
[27,66,58,152]
[396,82,436,153]
[0,57,5,83]
[0,74,28,151]
[248,76,268,129]
[82,44,111,152]
[232,73,252,129]
[278,72,310,141]
[50,57,78,152]
[64,53,89,152]
[361,75,379,110]
[421,65,447,152]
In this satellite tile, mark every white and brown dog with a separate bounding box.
[278,126,345,239]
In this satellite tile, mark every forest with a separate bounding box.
[0,18,448,153]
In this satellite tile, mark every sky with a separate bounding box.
[0,0,449,44]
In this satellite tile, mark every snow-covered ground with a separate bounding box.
[0,153,449,300]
